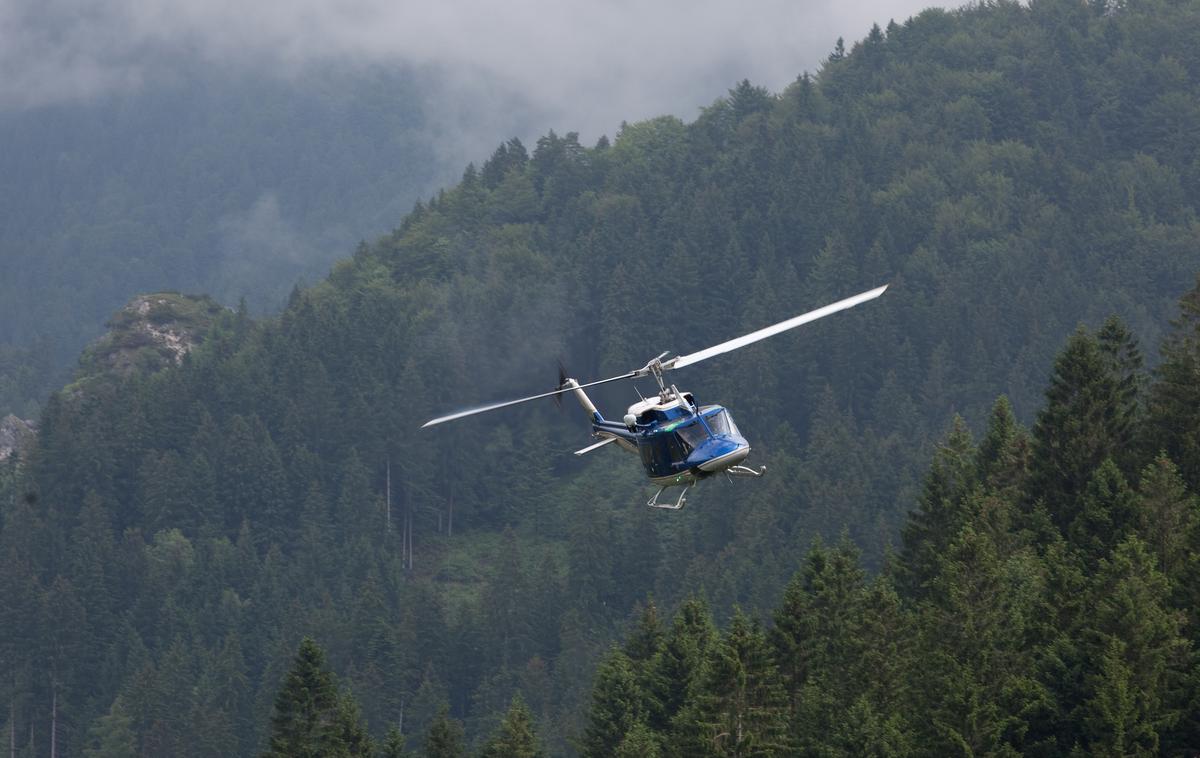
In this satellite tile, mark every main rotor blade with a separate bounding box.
[670,284,888,371]
[421,370,638,428]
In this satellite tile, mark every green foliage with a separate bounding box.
[9,0,1200,753]
[584,271,1200,753]
[264,637,374,757]
[676,609,787,756]
[83,695,137,758]
[1147,275,1200,490]
[897,417,977,597]
[1031,326,1127,530]
[1075,537,1191,756]
[479,695,542,758]
[580,649,645,758]
[379,725,409,758]
[423,707,465,758]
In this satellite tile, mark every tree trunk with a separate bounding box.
[49,688,55,758]
[406,508,414,571]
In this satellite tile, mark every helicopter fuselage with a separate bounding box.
[573,384,753,486]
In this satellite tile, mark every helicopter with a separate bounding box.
[423,284,888,509]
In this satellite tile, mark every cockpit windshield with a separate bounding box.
[703,408,739,437]
[676,421,710,450]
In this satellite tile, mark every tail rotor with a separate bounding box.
[554,359,569,409]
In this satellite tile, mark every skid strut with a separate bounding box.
[648,483,692,510]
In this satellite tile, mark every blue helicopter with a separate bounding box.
[423,284,888,509]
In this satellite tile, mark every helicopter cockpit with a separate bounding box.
[638,404,747,478]
[675,406,740,449]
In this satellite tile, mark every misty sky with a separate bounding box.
[4,0,944,141]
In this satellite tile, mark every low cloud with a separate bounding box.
[3,0,940,135]
[219,193,313,267]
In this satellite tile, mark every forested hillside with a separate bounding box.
[4,0,1200,754]
[574,301,1200,755]
[0,65,475,418]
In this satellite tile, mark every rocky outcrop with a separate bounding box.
[0,414,35,462]
[76,293,227,381]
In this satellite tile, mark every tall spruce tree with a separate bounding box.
[1147,276,1200,490]
[897,416,977,597]
[1070,458,1140,566]
[975,395,1031,497]
[423,706,464,758]
[1075,537,1191,756]
[676,609,787,757]
[264,637,372,758]
[1097,315,1144,475]
[912,522,1046,755]
[479,695,542,758]
[580,649,646,758]
[645,598,716,736]
[1030,326,1125,533]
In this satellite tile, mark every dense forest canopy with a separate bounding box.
[4,0,1200,754]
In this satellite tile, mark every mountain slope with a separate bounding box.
[0,64,498,417]
[4,0,1200,753]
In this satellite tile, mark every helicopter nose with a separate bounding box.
[694,439,751,472]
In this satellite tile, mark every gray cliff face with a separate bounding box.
[75,292,227,383]
[0,414,35,462]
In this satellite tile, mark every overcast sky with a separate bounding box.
[3,0,944,138]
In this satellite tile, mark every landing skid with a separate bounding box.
[648,483,692,510]
[726,464,767,478]
[646,466,766,510]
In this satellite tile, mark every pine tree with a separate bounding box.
[1030,326,1124,532]
[844,575,913,748]
[580,648,646,758]
[379,725,408,758]
[1146,276,1200,490]
[624,600,665,665]
[645,597,715,734]
[479,695,542,758]
[975,395,1031,497]
[677,609,787,757]
[83,695,136,758]
[897,416,977,597]
[1097,315,1144,475]
[263,637,342,758]
[1135,454,1196,582]
[333,691,375,757]
[1070,458,1140,565]
[1075,537,1191,756]
[423,706,464,758]
[913,523,1047,755]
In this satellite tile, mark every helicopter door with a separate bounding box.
[639,432,690,477]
